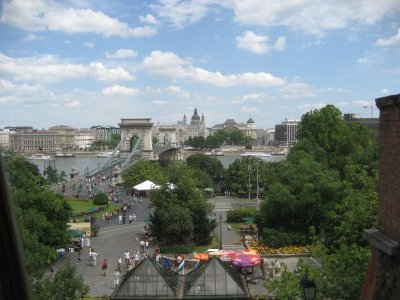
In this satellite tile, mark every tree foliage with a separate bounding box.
[258,105,378,299]
[149,161,215,245]
[33,263,89,300]
[3,153,72,279]
[122,159,166,187]
[92,192,108,205]
[186,153,225,191]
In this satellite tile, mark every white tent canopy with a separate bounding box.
[133,180,160,191]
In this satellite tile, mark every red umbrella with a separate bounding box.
[231,252,261,266]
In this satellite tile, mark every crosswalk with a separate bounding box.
[212,202,233,212]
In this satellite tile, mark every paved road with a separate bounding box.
[58,195,315,298]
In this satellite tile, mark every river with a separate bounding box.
[28,153,286,177]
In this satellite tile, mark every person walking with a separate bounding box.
[102,258,108,276]
[91,249,98,267]
[117,256,122,272]
[113,270,121,287]
[140,240,145,253]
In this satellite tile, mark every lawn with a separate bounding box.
[67,199,123,221]
[68,199,102,212]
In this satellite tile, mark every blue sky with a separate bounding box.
[0,0,399,130]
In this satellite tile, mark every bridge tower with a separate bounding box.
[119,118,154,160]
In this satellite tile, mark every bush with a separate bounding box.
[92,192,108,205]
[262,228,308,248]
[159,244,194,254]
[226,207,257,223]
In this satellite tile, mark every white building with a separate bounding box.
[0,129,14,150]
[75,129,95,150]
[210,117,258,140]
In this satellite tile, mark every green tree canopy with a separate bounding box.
[122,159,166,187]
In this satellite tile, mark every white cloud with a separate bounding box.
[142,50,285,87]
[381,88,390,94]
[0,0,157,38]
[229,0,400,37]
[233,93,269,104]
[236,31,268,54]
[299,103,327,112]
[241,106,259,114]
[84,41,94,48]
[66,100,80,108]
[152,0,400,37]
[352,99,373,107]
[105,49,138,59]
[153,99,167,105]
[151,0,212,28]
[166,85,190,97]
[139,14,159,25]
[274,36,286,51]
[279,82,317,99]
[317,87,347,93]
[376,28,400,46]
[23,33,41,42]
[102,85,139,96]
[236,31,286,54]
[357,57,368,64]
[0,53,135,83]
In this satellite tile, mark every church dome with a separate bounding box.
[247,117,255,124]
[191,108,200,121]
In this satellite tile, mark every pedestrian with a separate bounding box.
[118,214,122,225]
[113,270,121,287]
[117,256,122,272]
[88,247,93,261]
[145,239,149,250]
[76,249,81,264]
[124,250,130,270]
[134,250,140,266]
[91,249,98,267]
[133,214,136,222]
[102,258,108,276]
[129,214,133,224]
[140,240,145,253]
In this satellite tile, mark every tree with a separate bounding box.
[225,156,268,196]
[92,192,108,205]
[33,263,89,300]
[150,203,194,244]
[122,160,166,187]
[149,162,215,245]
[186,153,225,191]
[4,153,72,279]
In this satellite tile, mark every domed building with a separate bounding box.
[211,117,258,140]
[175,108,209,145]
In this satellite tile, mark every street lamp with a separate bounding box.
[248,161,251,201]
[256,160,259,209]
[300,271,316,300]
[219,214,223,250]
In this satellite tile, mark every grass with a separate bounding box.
[67,199,123,221]
[68,199,102,212]
[192,236,220,253]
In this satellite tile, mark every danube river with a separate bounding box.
[28,153,285,177]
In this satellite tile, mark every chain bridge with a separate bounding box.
[88,118,182,178]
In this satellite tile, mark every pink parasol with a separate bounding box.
[231,252,261,266]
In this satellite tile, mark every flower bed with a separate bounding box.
[249,241,308,255]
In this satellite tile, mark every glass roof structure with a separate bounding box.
[111,257,251,300]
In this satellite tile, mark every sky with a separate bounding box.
[0,0,399,130]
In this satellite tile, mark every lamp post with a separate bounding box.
[248,161,251,201]
[256,160,259,209]
[219,214,223,250]
[300,271,316,300]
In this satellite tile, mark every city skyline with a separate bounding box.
[0,0,399,130]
